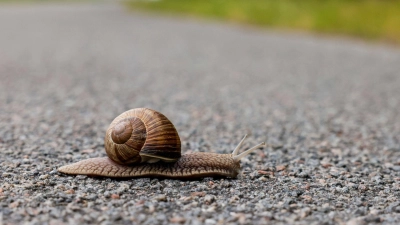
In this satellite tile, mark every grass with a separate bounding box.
[125,0,400,44]
[0,0,96,3]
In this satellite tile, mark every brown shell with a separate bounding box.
[104,108,181,165]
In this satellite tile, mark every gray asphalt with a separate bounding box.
[1,2,400,225]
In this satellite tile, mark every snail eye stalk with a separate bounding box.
[232,134,248,156]
[232,134,266,162]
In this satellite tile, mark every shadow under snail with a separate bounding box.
[58,108,266,179]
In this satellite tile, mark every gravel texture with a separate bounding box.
[1,2,400,225]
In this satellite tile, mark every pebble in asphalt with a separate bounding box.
[0,2,400,225]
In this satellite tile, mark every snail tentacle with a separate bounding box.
[233,142,266,162]
[232,134,248,156]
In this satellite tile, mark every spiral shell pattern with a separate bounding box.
[104,108,181,165]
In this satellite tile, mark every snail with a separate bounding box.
[58,108,266,179]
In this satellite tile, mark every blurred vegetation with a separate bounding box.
[126,0,400,44]
[0,0,93,3]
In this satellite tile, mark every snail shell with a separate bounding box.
[105,108,181,165]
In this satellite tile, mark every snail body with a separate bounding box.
[58,108,265,179]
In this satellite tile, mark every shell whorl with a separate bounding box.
[105,108,181,165]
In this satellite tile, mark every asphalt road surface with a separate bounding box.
[1,2,400,225]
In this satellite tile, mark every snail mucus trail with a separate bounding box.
[58,108,266,179]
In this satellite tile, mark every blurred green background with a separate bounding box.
[1,0,399,44]
[126,0,400,44]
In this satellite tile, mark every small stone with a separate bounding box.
[300,207,311,218]
[258,170,271,175]
[39,174,49,180]
[205,219,216,225]
[391,166,400,171]
[180,196,193,202]
[81,149,95,153]
[297,172,309,178]
[103,191,110,198]
[301,195,312,202]
[331,148,342,156]
[9,201,20,208]
[170,217,186,224]
[231,212,247,223]
[369,209,380,215]
[204,194,215,204]
[191,192,206,197]
[322,203,330,209]
[76,175,86,180]
[276,165,287,171]
[154,194,167,202]
[136,199,145,205]
[358,184,368,192]
[205,206,216,212]
[318,179,327,185]
[230,195,240,203]
[346,217,366,225]
[321,162,333,168]
[156,214,167,221]
[65,189,75,194]
[258,176,267,181]
[148,204,155,213]
[2,173,13,177]
[111,194,120,199]
[239,214,248,224]
[107,183,116,189]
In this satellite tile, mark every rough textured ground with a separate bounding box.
[1,2,400,225]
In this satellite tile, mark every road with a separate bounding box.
[0,2,399,225]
